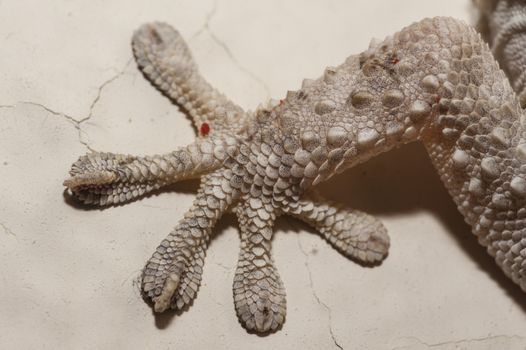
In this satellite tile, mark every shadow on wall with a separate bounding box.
[316,141,526,313]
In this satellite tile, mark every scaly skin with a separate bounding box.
[476,0,526,106]
[65,16,526,333]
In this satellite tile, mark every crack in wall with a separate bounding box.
[18,58,132,152]
[139,203,176,211]
[392,334,526,349]
[190,0,271,101]
[121,269,143,287]
[207,32,271,101]
[296,234,344,350]
[0,222,16,238]
[212,262,233,272]
[190,0,218,40]
[86,59,133,121]
[20,100,96,152]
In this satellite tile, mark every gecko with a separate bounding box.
[63,0,526,333]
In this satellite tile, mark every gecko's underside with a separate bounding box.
[64,0,526,334]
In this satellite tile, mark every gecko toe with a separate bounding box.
[153,273,180,312]
[142,246,204,312]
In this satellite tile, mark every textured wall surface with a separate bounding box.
[1,0,526,349]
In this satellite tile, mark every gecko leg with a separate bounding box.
[132,22,247,137]
[286,191,389,264]
[142,170,238,312]
[64,135,238,205]
[233,201,286,333]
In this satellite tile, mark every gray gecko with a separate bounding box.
[63,2,526,334]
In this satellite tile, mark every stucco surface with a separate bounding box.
[1,1,526,349]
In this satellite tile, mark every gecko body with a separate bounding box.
[64,8,526,333]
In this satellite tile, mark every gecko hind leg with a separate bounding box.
[286,191,390,264]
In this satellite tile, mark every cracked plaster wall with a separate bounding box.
[1,0,526,349]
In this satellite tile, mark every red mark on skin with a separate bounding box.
[391,57,400,64]
[200,122,210,136]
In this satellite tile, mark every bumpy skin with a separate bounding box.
[65,16,526,333]
[477,0,526,107]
